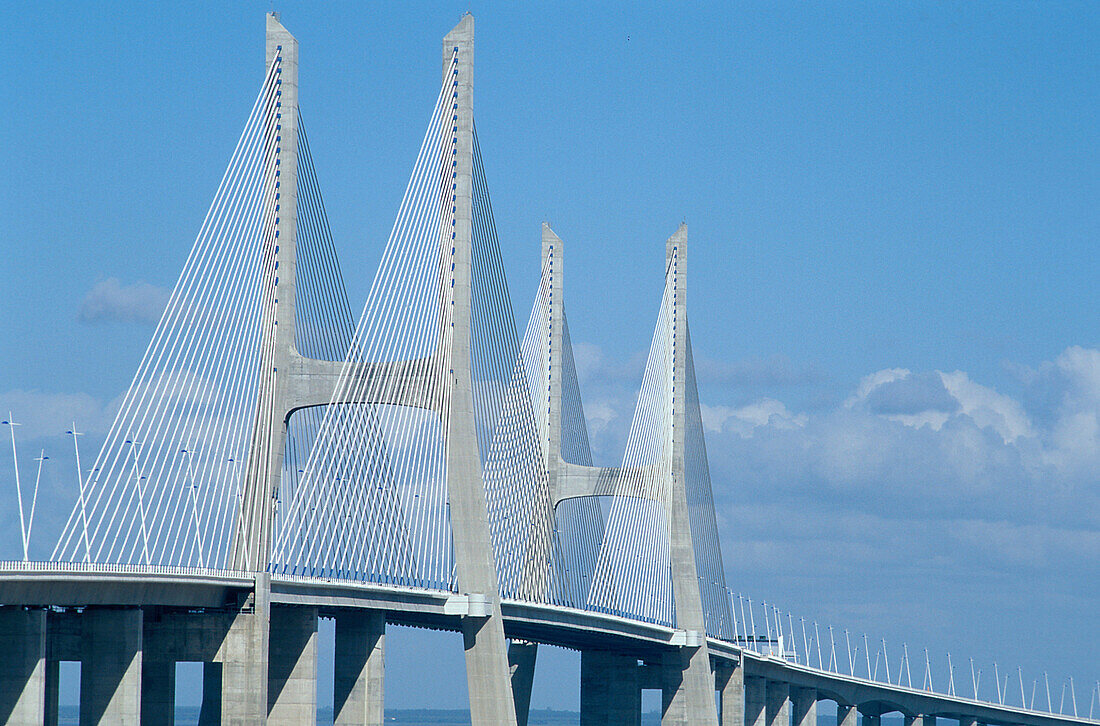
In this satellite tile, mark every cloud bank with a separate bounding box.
[575,345,1100,527]
[570,343,1098,682]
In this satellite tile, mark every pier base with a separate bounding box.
[334,610,385,726]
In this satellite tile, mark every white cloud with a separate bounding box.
[846,368,910,407]
[573,344,1100,530]
[843,367,1032,443]
[1049,346,1100,408]
[940,370,1032,443]
[701,399,807,437]
[583,400,619,436]
[78,278,170,325]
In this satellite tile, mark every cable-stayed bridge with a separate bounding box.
[0,13,1094,726]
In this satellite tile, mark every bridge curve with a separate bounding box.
[2,10,1093,726]
[0,565,1090,726]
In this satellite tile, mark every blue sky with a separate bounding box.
[1,0,1098,714]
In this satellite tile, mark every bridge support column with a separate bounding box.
[662,644,717,726]
[198,662,222,725]
[0,608,46,725]
[44,659,59,726]
[80,607,143,726]
[140,658,175,726]
[218,576,270,724]
[334,610,384,726]
[508,640,537,726]
[716,662,744,726]
[862,713,881,726]
[837,704,857,726]
[745,676,767,726]
[765,680,790,726]
[905,715,935,726]
[792,687,816,726]
[582,651,640,725]
[267,605,317,725]
[958,718,977,726]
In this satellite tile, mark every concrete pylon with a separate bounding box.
[533,224,718,725]
[442,14,520,726]
[230,13,409,574]
[232,12,301,575]
[540,224,565,484]
[661,224,720,726]
[501,223,566,726]
[224,14,516,724]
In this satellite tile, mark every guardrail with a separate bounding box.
[0,560,251,579]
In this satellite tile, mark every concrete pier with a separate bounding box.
[80,607,143,726]
[765,680,790,726]
[0,608,46,725]
[44,659,59,726]
[581,650,640,725]
[745,676,767,726]
[267,605,318,725]
[661,643,715,726]
[334,610,385,726]
[717,662,744,726]
[199,662,222,725]
[863,714,882,726]
[218,585,270,723]
[838,704,858,726]
[508,640,538,726]
[793,687,817,726]
[139,657,175,726]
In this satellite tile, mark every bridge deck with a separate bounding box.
[0,565,1090,726]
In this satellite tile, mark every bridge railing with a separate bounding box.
[0,560,252,580]
[724,594,1098,721]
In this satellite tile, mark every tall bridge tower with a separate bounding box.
[225,13,521,725]
[530,225,726,725]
